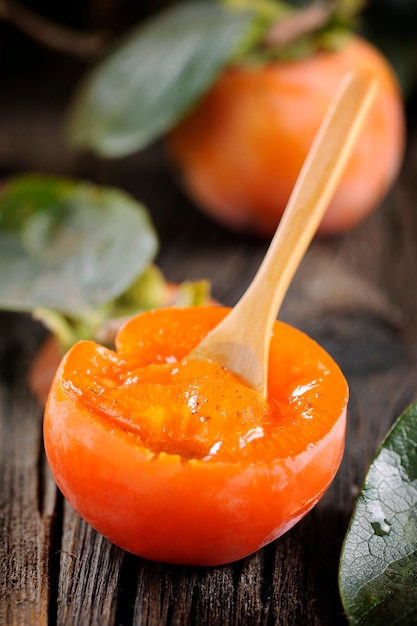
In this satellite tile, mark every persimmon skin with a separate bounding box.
[168,35,405,237]
[44,307,348,566]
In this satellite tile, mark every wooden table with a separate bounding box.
[1,65,417,624]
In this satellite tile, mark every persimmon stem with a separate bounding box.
[263,2,334,49]
[262,0,365,51]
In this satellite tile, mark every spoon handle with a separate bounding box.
[188,71,377,396]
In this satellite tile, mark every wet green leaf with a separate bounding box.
[339,402,417,625]
[0,175,158,316]
[66,1,254,157]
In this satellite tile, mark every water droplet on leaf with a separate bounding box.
[368,501,392,536]
[371,518,391,537]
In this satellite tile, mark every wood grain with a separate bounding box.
[55,504,124,626]
[0,317,57,626]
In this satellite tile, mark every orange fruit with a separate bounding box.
[44,306,348,565]
[168,35,405,237]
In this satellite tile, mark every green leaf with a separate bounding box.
[0,175,158,316]
[339,402,417,625]
[66,1,255,157]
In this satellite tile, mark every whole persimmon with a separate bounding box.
[168,35,405,237]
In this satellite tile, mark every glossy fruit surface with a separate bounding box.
[44,306,348,565]
[168,35,405,237]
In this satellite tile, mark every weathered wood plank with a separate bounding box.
[55,503,124,626]
[0,322,57,626]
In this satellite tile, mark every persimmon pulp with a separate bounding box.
[44,307,348,565]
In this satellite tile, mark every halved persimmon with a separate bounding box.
[44,306,348,565]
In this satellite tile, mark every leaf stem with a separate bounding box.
[32,307,78,351]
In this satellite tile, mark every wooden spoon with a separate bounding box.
[187,71,376,397]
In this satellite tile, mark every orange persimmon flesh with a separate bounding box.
[44,306,348,565]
